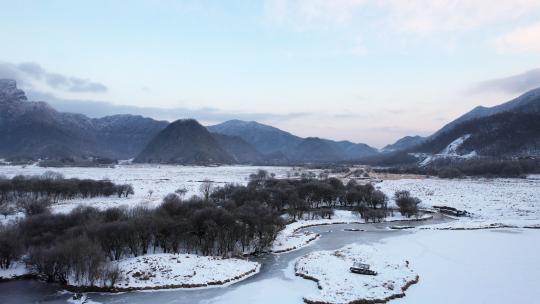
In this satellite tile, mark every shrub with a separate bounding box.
[0,228,23,269]
[394,191,421,218]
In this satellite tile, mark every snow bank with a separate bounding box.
[378,178,540,229]
[67,293,102,304]
[272,210,432,253]
[295,244,418,304]
[107,254,260,290]
[0,261,31,280]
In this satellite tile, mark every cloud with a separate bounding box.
[25,90,311,124]
[495,21,540,53]
[263,0,540,33]
[0,61,107,93]
[263,0,369,31]
[467,68,540,95]
[383,0,540,33]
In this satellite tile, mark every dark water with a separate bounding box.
[0,216,446,304]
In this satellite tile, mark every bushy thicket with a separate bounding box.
[0,172,134,203]
[1,187,284,286]
[394,191,421,218]
[222,170,392,223]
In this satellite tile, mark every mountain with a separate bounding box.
[431,87,540,139]
[291,137,342,163]
[0,79,167,161]
[211,133,265,164]
[414,111,540,158]
[409,87,540,160]
[92,115,168,159]
[207,120,302,156]
[134,119,234,164]
[382,136,425,152]
[207,120,378,163]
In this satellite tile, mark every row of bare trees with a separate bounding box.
[0,185,284,286]
[0,172,134,203]
[0,172,134,219]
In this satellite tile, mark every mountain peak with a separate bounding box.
[0,79,27,102]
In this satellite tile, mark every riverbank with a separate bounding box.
[1,254,260,292]
[272,210,433,253]
[67,254,260,292]
[295,244,418,304]
[0,262,33,282]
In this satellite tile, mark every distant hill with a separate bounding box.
[134,119,234,164]
[207,119,302,156]
[414,111,540,158]
[396,87,540,163]
[292,137,342,163]
[430,87,540,139]
[382,136,425,152]
[211,133,265,164]
[207,120,378,163]
[0,79,167,161]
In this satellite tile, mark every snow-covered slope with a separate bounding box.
[416,134,477,166]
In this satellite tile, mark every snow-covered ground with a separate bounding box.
[70,254,259,290]
[377,177,540,229]
[272,210,432,253]
[295,244,418,304]
[0,164,290,215]
[379,229,540,304]
[0,262,30,280]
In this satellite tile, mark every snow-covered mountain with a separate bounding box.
[410,87,540,161]
[0,79,168,160]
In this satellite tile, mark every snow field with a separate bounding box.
[377,177,540,229]
[0,164,291,215]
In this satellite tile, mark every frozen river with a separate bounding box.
[1,216,539,304]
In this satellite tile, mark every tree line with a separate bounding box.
[374,158,540,178]
[215,170,420,222]
[0,172,134,218]
[0,185,283,286]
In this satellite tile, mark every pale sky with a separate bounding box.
[2,0,540,147]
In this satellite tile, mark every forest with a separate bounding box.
[0,170,420,287]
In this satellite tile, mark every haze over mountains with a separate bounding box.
[1,78,539,166]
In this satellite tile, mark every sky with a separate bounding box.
[1,0,540,148]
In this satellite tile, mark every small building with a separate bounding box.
[350,262,377,275]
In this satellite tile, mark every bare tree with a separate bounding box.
[199,180,214,201]
[175,187,188,199]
